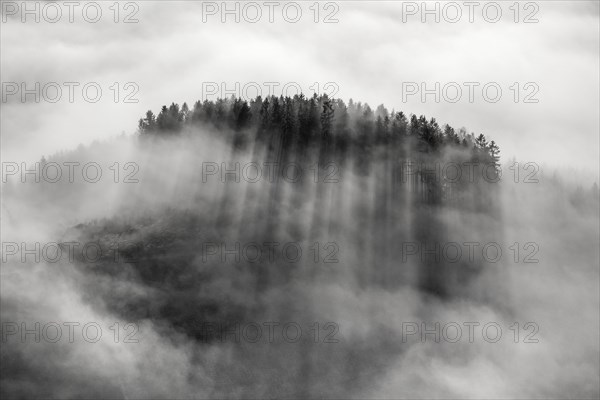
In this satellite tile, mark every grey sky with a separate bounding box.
[1,0,598,174]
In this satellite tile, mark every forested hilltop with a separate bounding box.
[138,94,500,169]
[131,93,509,299]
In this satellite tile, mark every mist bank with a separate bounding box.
[1,97,599,398]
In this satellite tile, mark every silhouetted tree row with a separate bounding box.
[138,94,501,168]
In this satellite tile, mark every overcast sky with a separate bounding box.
[1,0,599,174]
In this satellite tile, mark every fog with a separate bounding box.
[1,113,598,398]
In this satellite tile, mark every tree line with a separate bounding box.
[137,93,500,170]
